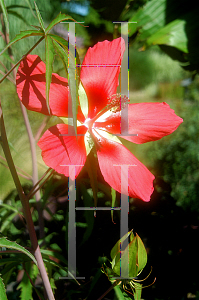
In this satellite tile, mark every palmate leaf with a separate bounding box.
[34,1,45,32]
[45,35,55,113]
[45,13,74,35]
[0,237,37,265]
[0,275,8,300]
[0,0,9,34]
[0,30,44,56]
[52,39,68,77]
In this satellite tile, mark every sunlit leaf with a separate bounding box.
[0,30,44,56]
[146,19,188,53]
[128,0,199,71]
[111,230,133,265]
[0,237,37,265]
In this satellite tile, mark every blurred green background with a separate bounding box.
[0,0,199,299]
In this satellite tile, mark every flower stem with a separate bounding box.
[97,280,120,300]
[0,104,55,300]
[0,18,45,238]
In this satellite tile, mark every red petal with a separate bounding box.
[80,38,125,119]
[94,111,121,134]
[16,55,69,116]
[37,124,87,179]
[121,102,183,144]
[97,137,155,202]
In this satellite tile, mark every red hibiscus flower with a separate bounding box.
[16,38,183,202]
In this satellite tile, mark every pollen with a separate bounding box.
[107,94,130,112]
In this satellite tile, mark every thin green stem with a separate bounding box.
[97,280,121,300]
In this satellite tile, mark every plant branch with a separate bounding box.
[0,104,55,300]
[0,36,44,84]
[0,20,45,238]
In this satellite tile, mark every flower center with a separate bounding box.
[107,93,130,112]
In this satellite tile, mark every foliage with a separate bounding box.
[0,1,199,299]
[128,0,199,72]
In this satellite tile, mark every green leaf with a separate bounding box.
[0,0,9,34]
[111,230,133,262]
[45,13,73,35]
[112,233,147,278]
[0,212,18,233]
[34,2,45,32]
[111,188,116,223]
[52,39,68,77]
[0,275,8,300]
[78,81,88,119]
[114,285,125,300]
[40,249,68,265]
[146,19,188,53]
[0,202,18,213]
[136,234,147,273]
[0,52,14,63]
[133,282,142,300]
[45,35,55,114]
[128,0,199,71]
[49,34,81,82]
[7,10,29,25]
[85,152,98,208]
[79,184,95,245]
[1,262,18,283]
[24,0,36,18]
[68,48,78,136]
[128,0,167,40]
[17,262,32,300]
[0,30,44,56]
[0,237,37,265]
